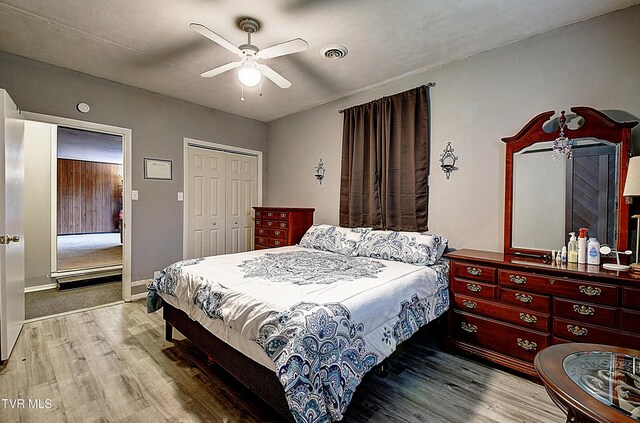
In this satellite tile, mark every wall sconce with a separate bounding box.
[314,158,326,184]
[439,142,458,179]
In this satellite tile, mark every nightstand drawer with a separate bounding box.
[499,287,550,312]
[499,270,617,305]
[452,262,496,282]
[453,311,550,362]
[553,298,617,327]
[453,295,549,332]
[270,228,288,239]
[452,278,497,300]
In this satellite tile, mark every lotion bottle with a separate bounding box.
[567,232,578,263]
[587,237,600,265]
[577,228,588,264]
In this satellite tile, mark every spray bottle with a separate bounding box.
[577,228,588,264]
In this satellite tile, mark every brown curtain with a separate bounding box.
[339,86,429,231]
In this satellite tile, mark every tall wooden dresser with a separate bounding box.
[445,249,640,376]
[253,207,314,249]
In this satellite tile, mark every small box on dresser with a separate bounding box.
[253,207,314,249]
[445,249,640,377]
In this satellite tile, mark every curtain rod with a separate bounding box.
[337,82,435,114]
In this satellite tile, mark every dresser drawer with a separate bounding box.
[269,238,286,248]
[256,236,269,247]
[277,211,289,220]
[452,278,496,300]
[255,211,263,218]
[498,270,617,305]
[255,219,263,227]
[265,211,277,219]
[255,227,269,236]
[453,294,549,332]
[452,311,550,362]
[264,219,278,228]
[553,318,640,349]
[553,298,617,327]
[278,221,289,229]
[621,308,640,333]
[452,262,496,282]
[270,228,288,239]
[499,287,550,312]
[622,287,640,309]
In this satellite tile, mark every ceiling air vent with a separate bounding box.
[321,45,348,60]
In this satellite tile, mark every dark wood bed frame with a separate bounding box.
[163,303,295,421]
[163,302,447,421]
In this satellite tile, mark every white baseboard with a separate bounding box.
[25,283,58,293]
[131,279,149,286]
[130,292,147,301]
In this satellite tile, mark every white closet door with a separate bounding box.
[187,147,225,258]
[225,153,258,253]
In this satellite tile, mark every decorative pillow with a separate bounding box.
[356,230,448,265]
[298,224,372,256]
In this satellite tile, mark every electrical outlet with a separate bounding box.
[178,192,184,201]
[132,190,138,200]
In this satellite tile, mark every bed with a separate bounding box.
[148,225,449,422]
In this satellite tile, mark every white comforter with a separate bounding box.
[149,245,449,422]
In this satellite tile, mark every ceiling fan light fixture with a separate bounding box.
[237,62,262,87]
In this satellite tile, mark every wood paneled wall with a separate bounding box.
[57,159,122,235]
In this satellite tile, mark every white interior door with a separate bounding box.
[0,89,25,361]
[225,153,257,253]
[186,147,226,258]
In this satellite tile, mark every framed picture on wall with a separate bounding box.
[144,158,172,180]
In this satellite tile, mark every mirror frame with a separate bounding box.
[502,106,637,257]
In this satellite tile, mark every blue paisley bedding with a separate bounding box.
[148,245,449,422]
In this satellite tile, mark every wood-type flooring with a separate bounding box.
[0,302,565,422]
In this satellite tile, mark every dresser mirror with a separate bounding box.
[502,107,637,257]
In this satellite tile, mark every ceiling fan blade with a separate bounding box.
[257,38,308,59]
[257,64,291,88]
[190,23,241,55]
[201,61,242,78]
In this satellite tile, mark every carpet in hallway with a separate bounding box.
[57,233,122,271]
[25,280,122,320]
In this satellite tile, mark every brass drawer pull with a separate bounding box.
[466,267,482,276]
[517,338,538,351]
[515,293,533,303]
[519,313,537,324]
[461,322,478,333]
[579,285,601,296]
[462,300,477,309]
[509,274,527,285]
[466,283,482,293]
[573,305,595,316]
[567,325,588,336]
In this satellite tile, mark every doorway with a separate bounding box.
[22,113,132,320]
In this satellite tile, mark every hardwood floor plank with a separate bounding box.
[0,302,566,423]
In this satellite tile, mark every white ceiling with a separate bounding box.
[1,0,638,122]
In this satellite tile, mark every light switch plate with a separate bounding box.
[178,192,184,201]
[132,190,139,200]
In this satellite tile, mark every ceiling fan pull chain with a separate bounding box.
[241,84,245,102]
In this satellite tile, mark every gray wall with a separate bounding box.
[0,51,267,282]
[266,6,640,253]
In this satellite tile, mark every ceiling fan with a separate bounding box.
[190,18,308,89]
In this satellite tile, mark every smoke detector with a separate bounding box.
[321,45,348,60]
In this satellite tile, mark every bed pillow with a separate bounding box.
[356,230,448,265]
[298,224,372,256]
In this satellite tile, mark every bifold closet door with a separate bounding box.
[187,147,226,258]
[225,153,258,253]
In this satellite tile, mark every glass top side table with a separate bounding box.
[535,344,640,423]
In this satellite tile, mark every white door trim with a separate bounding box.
[183,137,263,259]
[23,111,133,301]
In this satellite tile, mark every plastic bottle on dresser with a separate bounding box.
[587,238,600,265]
[567,232,578,263]
[577,228,588,264]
